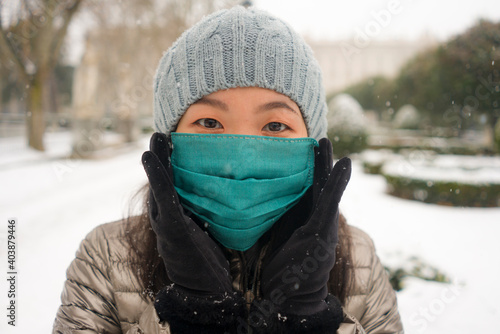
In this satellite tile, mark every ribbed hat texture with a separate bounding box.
[153,6,328,140]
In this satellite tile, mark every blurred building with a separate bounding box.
[310,35,437,93]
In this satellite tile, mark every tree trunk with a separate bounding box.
[26,76,46,151]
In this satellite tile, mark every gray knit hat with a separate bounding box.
[153,6,328,140]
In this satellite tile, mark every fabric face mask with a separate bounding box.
[170,133,318,251]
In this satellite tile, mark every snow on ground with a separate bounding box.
[341,155,500,333]
[1,131,499,333]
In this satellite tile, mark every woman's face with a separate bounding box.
[176,87,308,138]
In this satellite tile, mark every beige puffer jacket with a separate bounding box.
[53,219,403,333]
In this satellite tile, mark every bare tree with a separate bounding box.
[0,0,240,151]
[0,0,84,151]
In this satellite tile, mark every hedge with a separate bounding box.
[383,174,500,207]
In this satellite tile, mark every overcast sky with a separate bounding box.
[66,0,500,64]
[253,0,500,41]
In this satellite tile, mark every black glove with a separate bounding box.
[250,139,351,333]
[142,132,245,333]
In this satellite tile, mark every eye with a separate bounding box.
[195,118,222,129]
[263,122,289,132]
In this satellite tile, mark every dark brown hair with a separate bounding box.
[126,184,354,304]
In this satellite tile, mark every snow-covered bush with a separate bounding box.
[385,256,451,291]
[360,149,397,174]
[327,94,368,157]
[392,104,421,129]
[382,155,500,207]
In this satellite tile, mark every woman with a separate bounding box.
[53,6,403,333]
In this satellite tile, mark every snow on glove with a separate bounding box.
[142,132,245,333]
[251,139,351,333]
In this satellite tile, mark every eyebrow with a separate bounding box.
[193,97,299,115]
[257,101,299,115]
[193,97,229,111]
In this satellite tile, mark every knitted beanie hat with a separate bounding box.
[153,6,328,140]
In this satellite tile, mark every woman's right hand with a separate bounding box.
[142,132,233,294]
[142,133,245,331]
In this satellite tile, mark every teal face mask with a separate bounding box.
[170,133,318,251]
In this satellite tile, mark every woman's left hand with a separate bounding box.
[256,139,351,333]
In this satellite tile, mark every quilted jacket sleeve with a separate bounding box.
[53,226,121,333]
[339,226,404,334]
